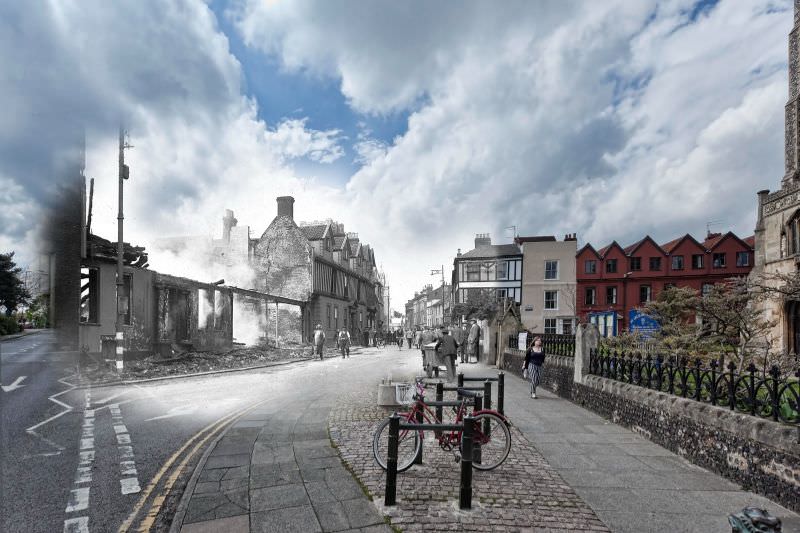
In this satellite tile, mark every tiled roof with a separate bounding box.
[459,244,521,259]
[660,236,683,254]
[743,235,755,248]
[333,235,346,250]
[596,244,611,257]
[299,224,328,241]
[702,233,725,250]
[623,238,645,255]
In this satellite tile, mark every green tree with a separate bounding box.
[640,286,706,359]
[451,288,498,321]
[0,252,29,317]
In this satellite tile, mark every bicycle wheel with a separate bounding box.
[372,416,422,473]
[468,412,511,470]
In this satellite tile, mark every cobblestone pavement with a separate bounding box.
[329,385,609,532]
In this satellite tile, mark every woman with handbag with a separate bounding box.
[522,336,545,399]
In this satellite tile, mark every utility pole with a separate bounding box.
[116,126,132,372]
[431,265,448,326]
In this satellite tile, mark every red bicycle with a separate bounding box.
[372,378,511,472]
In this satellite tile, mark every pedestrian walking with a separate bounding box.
[467,319,480,364]
[415,328,423,349]
[434,326,459,382]
[452,322,466,363]
[396,328,404,349]
[523,336,546,398]
[405,328,413,349]
[313,324,326,360]
[338,328,351,358]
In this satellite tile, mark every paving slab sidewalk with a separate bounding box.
[171,362,391,533]
[460,363,800,533]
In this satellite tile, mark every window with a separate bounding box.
[544,318,557,334]
[701,283,713,297]
[639,285,652,303]
[585,287,596,306]
[585,260,597,274]
[736,252,750,267]
[671,255,684,270]
[606,286,617,305]
[544,260,558,280]
[80,267,99,323]
[692,254,704,269]
[327,304,331,328]
[544,290,558,310]
[496,261,508,280]
[606,259,617,273]
[712,253,726,268]
[496,288,507,300]
[649,257,661,271]
[560,318,573,335]
[630,257,641,271]
[465,263,480,281]
[359,311,363,327]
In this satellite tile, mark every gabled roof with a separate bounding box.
[595,241,625,258]
[576,243,601,258]
[333,235,346,250]
[743,235,755,248]
[624,235,665,256]
[299,223,329,241]
[459,244,521,259]
[703,231,755,251]
[660,234,704,254]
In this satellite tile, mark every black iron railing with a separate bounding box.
[507,333,575,357]
[588,348,800,425]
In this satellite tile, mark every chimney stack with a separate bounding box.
[222,209,237,242]
[276,196,295,220]
[474,233,491,248]
[457,248,462,257]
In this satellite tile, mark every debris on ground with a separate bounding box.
[76,343,342,385]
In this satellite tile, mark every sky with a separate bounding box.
[0,0,793,309]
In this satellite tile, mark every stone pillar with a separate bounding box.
[573,322,600,384]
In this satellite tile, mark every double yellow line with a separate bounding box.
[118,400,268,532]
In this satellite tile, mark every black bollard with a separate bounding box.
[414,410,423,464]
[497,372,505,416]
[483,380,492,411]
[458,373,464,388]
[435,382,444,439]
[385,414,399,506]
[472,395,482,466]
[460,416,474,510]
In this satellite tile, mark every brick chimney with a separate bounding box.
[222,209,237,242]
[474,233,491,247]
[276,196,294,220]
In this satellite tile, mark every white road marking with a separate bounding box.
[65,488,89,512]
[113,424,127,434]
[143,404,199,422]
[80,438,94,450]
[1,375,27,392]
[24,373,78,458]
[120,477,141,495]
[95,390,130,404]
[74,467,92,484]
[118,445,134,459]
[116,433,131,445]
[63,516,89,533]
[78,450,95,466]
[120,460,137,476]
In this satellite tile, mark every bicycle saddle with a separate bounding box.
[456,388,481,398]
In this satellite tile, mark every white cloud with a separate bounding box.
[232,0,791,304]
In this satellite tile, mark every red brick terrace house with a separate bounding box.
[576,231,755,335]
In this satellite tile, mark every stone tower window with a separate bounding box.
[781,231,787,258]
[788,211,800,255]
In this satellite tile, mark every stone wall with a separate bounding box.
[501,348,574,399]
[502,346,800,513]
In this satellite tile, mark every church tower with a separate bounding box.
[783,1,800,186]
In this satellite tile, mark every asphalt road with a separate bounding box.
[0,334,420,533]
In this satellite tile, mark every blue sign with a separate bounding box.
[628,310,660,337]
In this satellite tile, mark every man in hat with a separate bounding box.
[452,322,466,363]
[434,325,459,382]
[467,319,481,363]
[313,324,326,360]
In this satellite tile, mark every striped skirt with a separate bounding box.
[527,363,542,393]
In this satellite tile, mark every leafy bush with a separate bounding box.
[0,316,21,335]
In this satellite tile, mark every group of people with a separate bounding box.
[311,324,351,359]
[407,319,482,382]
